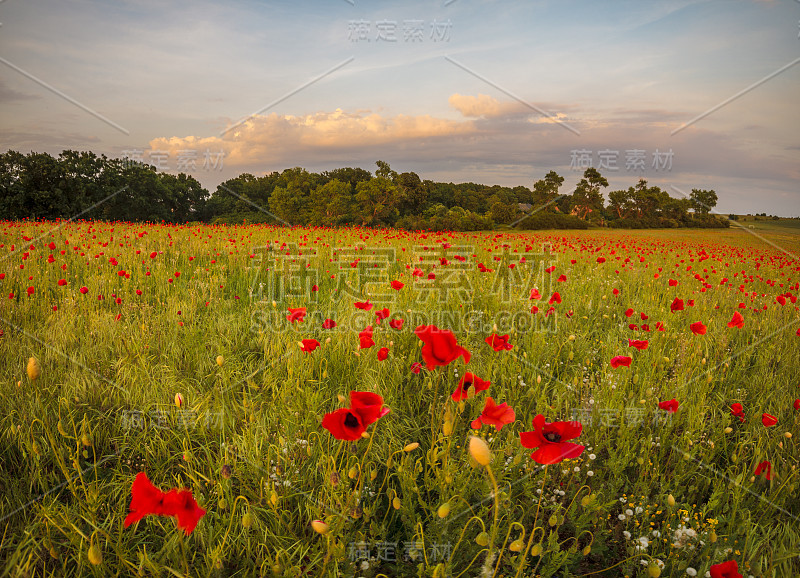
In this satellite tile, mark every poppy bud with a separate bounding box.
[311,520,329,534]
[724,427,732,433]
[647,562,661,577]
[337,394,346,403]
[216,355,224,366]
[270,491,278,506]
[348,467,358,479]
[468,436,491,466]
[510,539,524,552]
[175,393,184,408]
[667,494,675,507]
[437,503,450,518]
[530,543,543,556]
[221,464,232,479]
[27,357,41,381]
[548,514,558,527]
[87,544,102,566]
[403,442,419,452]
[392,497,401,510]
[443,420,453,436]
[242,511,253,528]
[475,532,489,546]
[582,545,591,556]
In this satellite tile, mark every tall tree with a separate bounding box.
[690,189,718,215]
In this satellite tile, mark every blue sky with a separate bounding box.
[1,0,798,215]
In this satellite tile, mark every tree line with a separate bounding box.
[0,150,727,230]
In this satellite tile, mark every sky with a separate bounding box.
[1,0,798,215]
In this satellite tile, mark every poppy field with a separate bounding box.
[0,220,798,577]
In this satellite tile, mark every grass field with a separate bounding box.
[0,221,798,577]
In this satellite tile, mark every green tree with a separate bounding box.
[532,171,565,211]
[690,189,718,215]
[354,177,400,226]
[571,167,608,220]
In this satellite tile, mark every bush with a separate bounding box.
[516,213,589,230]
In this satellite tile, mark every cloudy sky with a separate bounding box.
[1,0,798,215]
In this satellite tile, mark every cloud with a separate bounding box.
[448,93,523,118]
[148,108,476,167]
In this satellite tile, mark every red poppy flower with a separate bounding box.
[390,280,404,290]
[668,279,678,286]
[794,399,800,411]
[471,397,516,430]
[300,338,320,352]
[548,292,562,305]
[556,274,567,282]
[727,311,744,329]
[610,355,632,368]
[375,308,390,323]
[350,391,390,425]
[762,413,777,427]
[359,326,375,349]
[451,372,491,401]
[321,408,366,440]
[410,362,422,374]
[354,301,373,311]
[730,403,745,422]
[754,460,772,481]
[628,339,649,350]
[377,347,389,361]
[690,322,707,335]
[124,472,206,535]
[485,333,513,351]
[150,251,157,258]
[519,414,585,464]
[529,288,541,300]
[287,307,306,323]
[596,257,606,263]
[776,295,786,306]
[323,318,336,329]
[26,286,34,296]
[709,560,743,578]
[624,308,634,317]
[670,298,684,313]
[79,286,88,294]
[612,288,619,295]
[658,398,679,413]
[415,325,470,370]
[389,318,404,330]
[312,284,319,292]
[57,279,67,286]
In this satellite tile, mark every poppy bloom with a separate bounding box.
[628,339,649,350]
[762,413,777,427]
[26,286,34,296]
[556,274,567,282]
[668,279,678,286]
[754,460,772,481]
[389,318,404,330]
[730,403,745,422]
[375,308,390,323]
[410,362,422,374]
[124,472,206,535]
[670,298,684,313]
[79,286,88,294]
[658,399,679,413]
[610,355,632,369]
[624,308,635,317]
[354,301,373,311]
[390,280,404,290]
[321,408,366,441]
[377,347,389,361]
[709,560,743,578]
[287,307,306,323]
[323,318,336,329]
[471,397,516,431]
[548,292,562,305]
[529,288,541,300]
[300,339,320,352]
[359,326,375,349]
[57,279,67,286]
[519,415,585,464]
[727,311,744,329]
[690,322,707,335]
[451,372,491,401]
[485,333,513,351]
[794,399,800,410]
[349,391,390,425]
[415,325,470,370]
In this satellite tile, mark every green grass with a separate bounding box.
[0,221,798,577]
